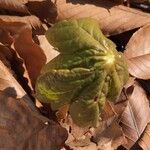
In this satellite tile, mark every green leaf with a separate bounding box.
[35,68,95,109]
[45,18,110,54]
[36,18,129,127]
[70,99,100,127]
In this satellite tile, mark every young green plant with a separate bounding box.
[35,18,129,127]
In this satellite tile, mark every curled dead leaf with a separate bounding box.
[0,0,57,23]
[125,24,150,80]
[0,29,13,45]
[120,82,150,149]
[0,59,36,111]
[54,0,150,36]
[0,91,68,150]
[96,121,127,150]
[138,79,150,96]
[14,28,46,87]
[0,15,42,32]
[138,123,150,150]
[0,43,13,69]
[0,0,29,14]
[26,0,57,23]
[0,42,33,95]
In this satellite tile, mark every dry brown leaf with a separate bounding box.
[92,102,126,149]
[125,24,150,80]
[138,79,150,96]
[101,101,117,120]
[62,102,114,148]
[0,29,13,45]
[14,28,46,87]
[71,143,97,150]
[120,82,150,149]
[65,101,124,149]
[0,57,68,149]
[26,0,57,23]
[0,59,37,113]
[0,0,57,23]
[60,89,129,150]
[0,15,42,31]
[0,42,33,94]
[111,78,136,116]
[0,19,30,36]
[0,0,29,14]
[12,50,34,92]
[59,114,91,150]
[0,43,13,69]
[0,91,67,150]
[138,123,150,150]
[54,0,150,36]
[93,121,127,150]
[0,58,24,98]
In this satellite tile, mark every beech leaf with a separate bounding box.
[0,91,67,150]
[14,28,46,87]
[138,123,150,150]
[97,121,127,150]
[125,24,150,79]
[54,0,150,36]
[0,0,29,14]
[120,82,150,149]
[0,59,36,111]
[0,0,57,23]
[0,15,42,31]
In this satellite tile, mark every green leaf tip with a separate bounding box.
[35,18,129,127]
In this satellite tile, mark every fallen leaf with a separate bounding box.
[64,101,125,149]
[138,123,150,150]
[138,79,150,96]
[0,15,42,31]
[0,0,29,14]
[94,121,127,150]
[0,59,36,111]
[0,43,13,69]
[111,77,136,116]
[54,0,150,36]
[0,91,68,150]
[62,100,118,149]
[125,24,150,79]
[11,50,34,93]
[0,29,13,45]
[0,0,57,23]
[120,82,150,149]
[69,142,97,150]
[14,28,46,87]
[99,101,118,130]
[26,0,57,23]
[59,114,91,149]
[0,18,30,36]
[0,42,33,95]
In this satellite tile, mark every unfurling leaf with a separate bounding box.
[35,18,129,127]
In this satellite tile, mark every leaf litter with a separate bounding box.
[0,0,150,150]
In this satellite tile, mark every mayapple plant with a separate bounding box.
[35,18,129,127]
